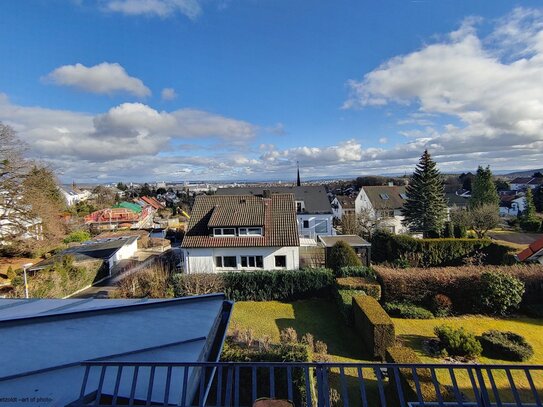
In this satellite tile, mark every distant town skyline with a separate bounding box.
[1,1,543,182]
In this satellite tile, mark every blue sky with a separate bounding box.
[1,0,543,182]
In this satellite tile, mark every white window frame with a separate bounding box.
[240,255,264,268]
[215,255,237,268]
[238,227,263,236]
[213,228,236,236]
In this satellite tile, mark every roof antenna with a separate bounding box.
[296,161,301,187]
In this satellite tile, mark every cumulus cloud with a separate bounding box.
[344,7,543,168]
[45,62,151,97]
[103,0,202,20]
[161,87,178,101]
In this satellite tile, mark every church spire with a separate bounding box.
[296,161,301,186]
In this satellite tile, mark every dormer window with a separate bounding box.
[213,228,236,236]
[239,227,262,236]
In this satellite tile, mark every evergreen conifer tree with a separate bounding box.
[470,166,499,208]
[401,150,447,237]
[523,188,537,220]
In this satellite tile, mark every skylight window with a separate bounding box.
[379,193,389,200]
[400,193,407,199]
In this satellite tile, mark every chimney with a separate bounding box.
[263,189,271,198]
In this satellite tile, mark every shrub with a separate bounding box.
[520,218,541,232]
[480,330,533,362]
[336,276,381,300]
[478,271,525,315]
[386,347,454,403]
[374,264,543,314]
[434,325,482,358]
[171,273,224,297]
[352,295,395,360]
[222,268,334,301]
[112,264,174,298]
[280,327,298,344]
[383,302,434,319]
[63,230,91,244]
[431,294,453,317]
[524,303,543,318]
[327,241,362,271]
[370,231,516,266]
[221,339,310,406]
[336,266,376,279]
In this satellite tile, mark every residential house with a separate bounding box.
[0,295,232,406]
[517,237,543,264]
[445,192,469,209]
[182,193,300,273]
[510,177,543,191]
[355,185,408,234]
[331,195,356,220]
[84,201,155,231]
[29,236,139,274]
[318,235,371,267]
[59,185,91,207]
[499,195,526,217]
[217,186,334,238]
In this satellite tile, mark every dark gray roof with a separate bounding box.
[361,186,407,210]
[445,193,469,208]
[319,235,371,247]
[217,186,332,214]
[30,236,139,270]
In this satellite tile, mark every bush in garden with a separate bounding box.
[383,302,434,319]
[63,230,91,244]
[480,330,533,362]
[520,218,541,232]
[280,327,298,344]
[478,271,525,315]
[434,325,482,358]
[432,294,453,317]
[327,241,362,272]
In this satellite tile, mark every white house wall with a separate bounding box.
[108,239,139,272]
[183,246,299,273]
[355,189,407,234]
[297,214,333,238]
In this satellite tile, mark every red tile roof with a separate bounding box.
[182,194,299,248]
[517,236,543,262]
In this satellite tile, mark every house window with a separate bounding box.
[239,227,262,236]
[215,256,237,268]
[379,210,394,218]
[400,193,408,200]
[275,255,287,268]
[315,219,328,234]
[214,228,236,236]
[303,220,310,229]
[240,255,263,268]
[379,193,389,200]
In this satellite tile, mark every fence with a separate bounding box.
[68,361,543,406]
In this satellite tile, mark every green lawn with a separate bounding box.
[394,315,543,403]
[229,300,543,404]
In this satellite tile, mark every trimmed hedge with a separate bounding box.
[434,325,482,358]
[386,347,454,403]
[480,330,534,362]
[371,231,516,266]
[375,265,543,313]
[383,302,434,319]
[173,268,335,301]
[333,288,365,323]
[336,276,381,300]
[336,266,376,279]
[352,296,395,360]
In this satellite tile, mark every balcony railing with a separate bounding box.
[69,361,543,407]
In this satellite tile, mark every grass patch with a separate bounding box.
[394,315,543,403]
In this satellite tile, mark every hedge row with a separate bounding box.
[386,347,454,402]
[352,295,395,360]
[333,288,365,323]
[173,268,335,301]
[336,276,381,300]
[371,231,517,266]
[375,265,543,313]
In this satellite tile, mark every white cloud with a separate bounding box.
[45,62,151,97]
[379,137,388,144]
[161,87,178,101]
[103,0,202,20]
[344,7,543,167]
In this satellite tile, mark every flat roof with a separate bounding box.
[319,235,371,247]
[0,295,232,405]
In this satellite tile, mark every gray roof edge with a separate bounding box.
[0,294,227,326]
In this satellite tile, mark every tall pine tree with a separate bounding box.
[401,150,447,237]
[469,166,499,208]
[522,188,537,220]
